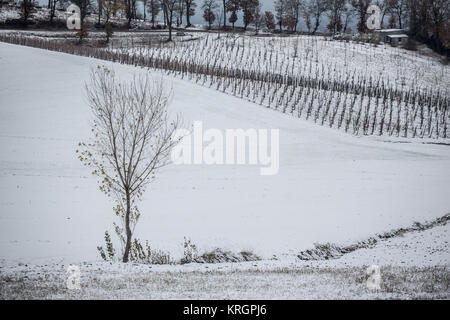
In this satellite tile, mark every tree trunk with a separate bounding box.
[294,12,298,32]
[50,2,56,23]
[168,11,173,41]
[122,192,132,263]
[312,16,320,34]
[222,0,226,28]
[97,3,102,25]
[127,0,132,28]
[381,11,386,29]
[186,3,191,27]
[163,5,168,27]
[358,13,366,33]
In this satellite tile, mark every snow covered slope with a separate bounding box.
[0,42,449,265]
[1,224,449,299]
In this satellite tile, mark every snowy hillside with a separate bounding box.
[1,42,449,269]
[2,31,448,140]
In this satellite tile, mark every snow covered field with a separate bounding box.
[1,41,450,260]
[1,223,449,299]
[0,42,449,298]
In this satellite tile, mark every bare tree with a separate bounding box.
[79,66,181,263]
[350,0,371,33]
[241,0,259,30]
[202,0,218,29]
[407,0,431,41]
[103,0,124,23]
[72,0,92,25]
[148,0,161,27]
[176,0,185,25]
[163,0,178,40]
[275,0,287,31]
[286,0,302,32]
[373,0,388,28]
[264,10,276,30]
[124,0,138,27]
[342,2,352,32]
[327,0,347,34]
[226,0,240,28]
[49,0,66,24]
[221,0,227,27]
[185,0,196,27]
[302,4,313,32]
[253,3,262,33]
[387,10,397,27]
[308,0,328,34]
[96,0,103,25]
[427,0,449,52]
[283,12,297,31]
[386,0,409,29]
[20,0,36,24]
[216,7,224,34]
[140,0,148,21]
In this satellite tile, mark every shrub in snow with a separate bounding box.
[194,248,260,263]
[98,233,173,264]
[181,237,198,264]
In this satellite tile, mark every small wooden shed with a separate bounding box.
[386,34,409,45]
[374,29,409,45]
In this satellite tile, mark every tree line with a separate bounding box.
[8,0,449,53]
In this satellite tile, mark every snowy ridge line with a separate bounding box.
[296,213,450,261]
[378,139,450,146]
[0,34,449,139]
